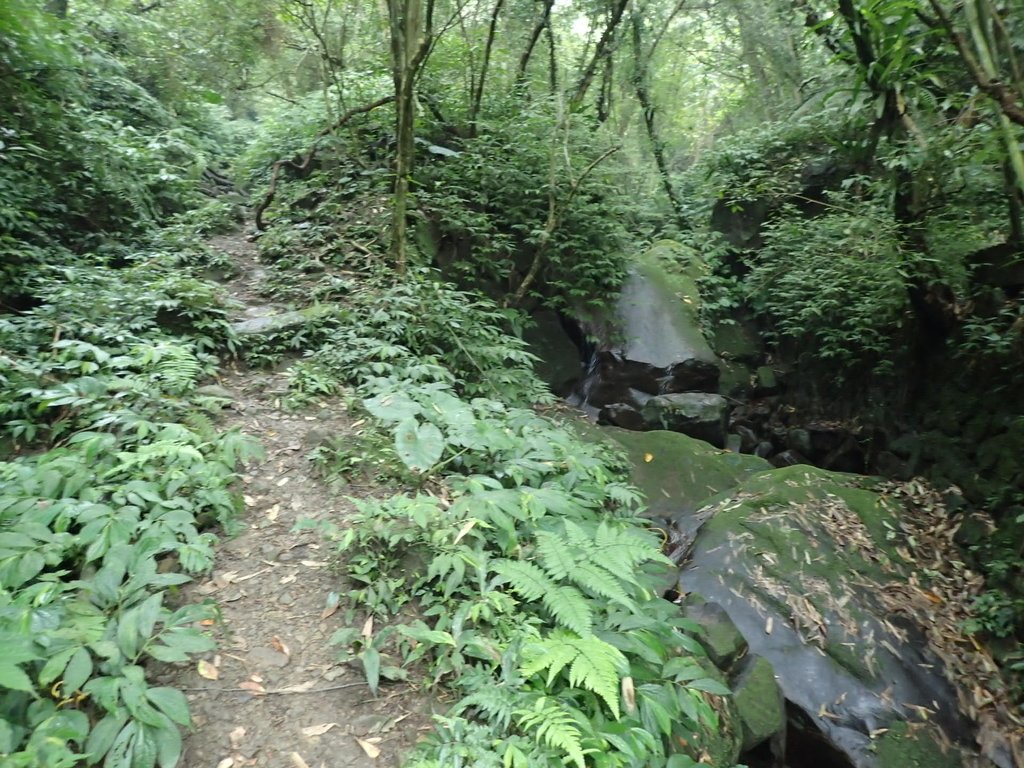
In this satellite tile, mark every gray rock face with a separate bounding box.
[231,309,311,336]
[640,393,728,447]
[586,428,997,768]
[568,244,724,418]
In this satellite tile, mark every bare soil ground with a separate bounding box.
[161,232,435,768]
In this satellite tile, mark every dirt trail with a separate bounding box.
[162,232,432,768]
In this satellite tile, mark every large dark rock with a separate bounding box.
[641,393,729,447]
[597,403,646,431]
[571,242,723,413]
[577,426,1012,768]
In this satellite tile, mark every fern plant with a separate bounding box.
[314,374,732,767]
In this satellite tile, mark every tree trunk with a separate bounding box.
[570,0,630,111]
[629,8,689,231]
[469,0,505,137]
[515,0,554,89]
[387,0,434,275]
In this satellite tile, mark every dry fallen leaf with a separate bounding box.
[765,617,773,635]
[267,504,280,521]
[361,616,374,640]
[301,723,338,737]
[281,573,297,585]
[197,660,219,680]
[289,753,311,768]
[300,560,327,568]
[356,738,381,759]
[229,727,246,750]
[238,681,266,696]
[643,452,654,463]
[216,759,234,768]
[276,476,291,487]
[276,680,317,694]
[271,636,291,658]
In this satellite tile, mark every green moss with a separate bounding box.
[873,721,962,768]
[732,656,785,751]
[602,428,771,516]
[631,245,717,362]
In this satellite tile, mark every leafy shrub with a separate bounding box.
[313,376,729,768]
[288,270,551,406]
[0,238,259,766]
[419,102,632,308]
[0,3,232,302]
[745,198,910,372]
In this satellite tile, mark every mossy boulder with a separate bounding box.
[681,466,972,767]
[681,595,748,670]
[599,428,770,517]
[732,655,785,752]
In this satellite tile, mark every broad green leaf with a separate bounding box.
[363,392,421,422]
[686,677,731,696]
[84,712,129,764]
[39,646,78,687]
[63,647,93,693]
[150,717,183,768]
[394,418,445,472]
[145,687,191,727]
[361,647,381,695]
[0,663,34,693]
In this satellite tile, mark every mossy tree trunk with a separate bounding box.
[387,0,434,275]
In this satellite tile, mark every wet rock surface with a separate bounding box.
[574,423,1020,768]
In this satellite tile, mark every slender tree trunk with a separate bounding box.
[596,58,613,123]
[629,9,689,231]
[469,0,505,137]
[515,0,554,89]
[570,0,630,110]
[546,19,558,94]
[1006,161,1024,246]
[387,0,434,274]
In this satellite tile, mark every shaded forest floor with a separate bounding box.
[161,231,434,768]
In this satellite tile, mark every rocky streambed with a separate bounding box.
[527,242,1023,768]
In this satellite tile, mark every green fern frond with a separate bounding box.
[145,343,201,394]
[514,697,586,768]
[534,531,577,580]
[183,411,216,439]
[520,631,627,719]
[520,634,577,686]
[455,684,518,730]
[569,562,636,610]
[567,636,627,718]
[540,585,592,636]
[491,559,558,602]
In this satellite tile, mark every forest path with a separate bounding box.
[162,230,433,768]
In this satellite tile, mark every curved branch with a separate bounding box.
[254,95,395,231]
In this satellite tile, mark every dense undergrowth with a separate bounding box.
[0,229,263,767]
[270,272,732,768]
[233,96,735,764]
[1,5,261,765]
